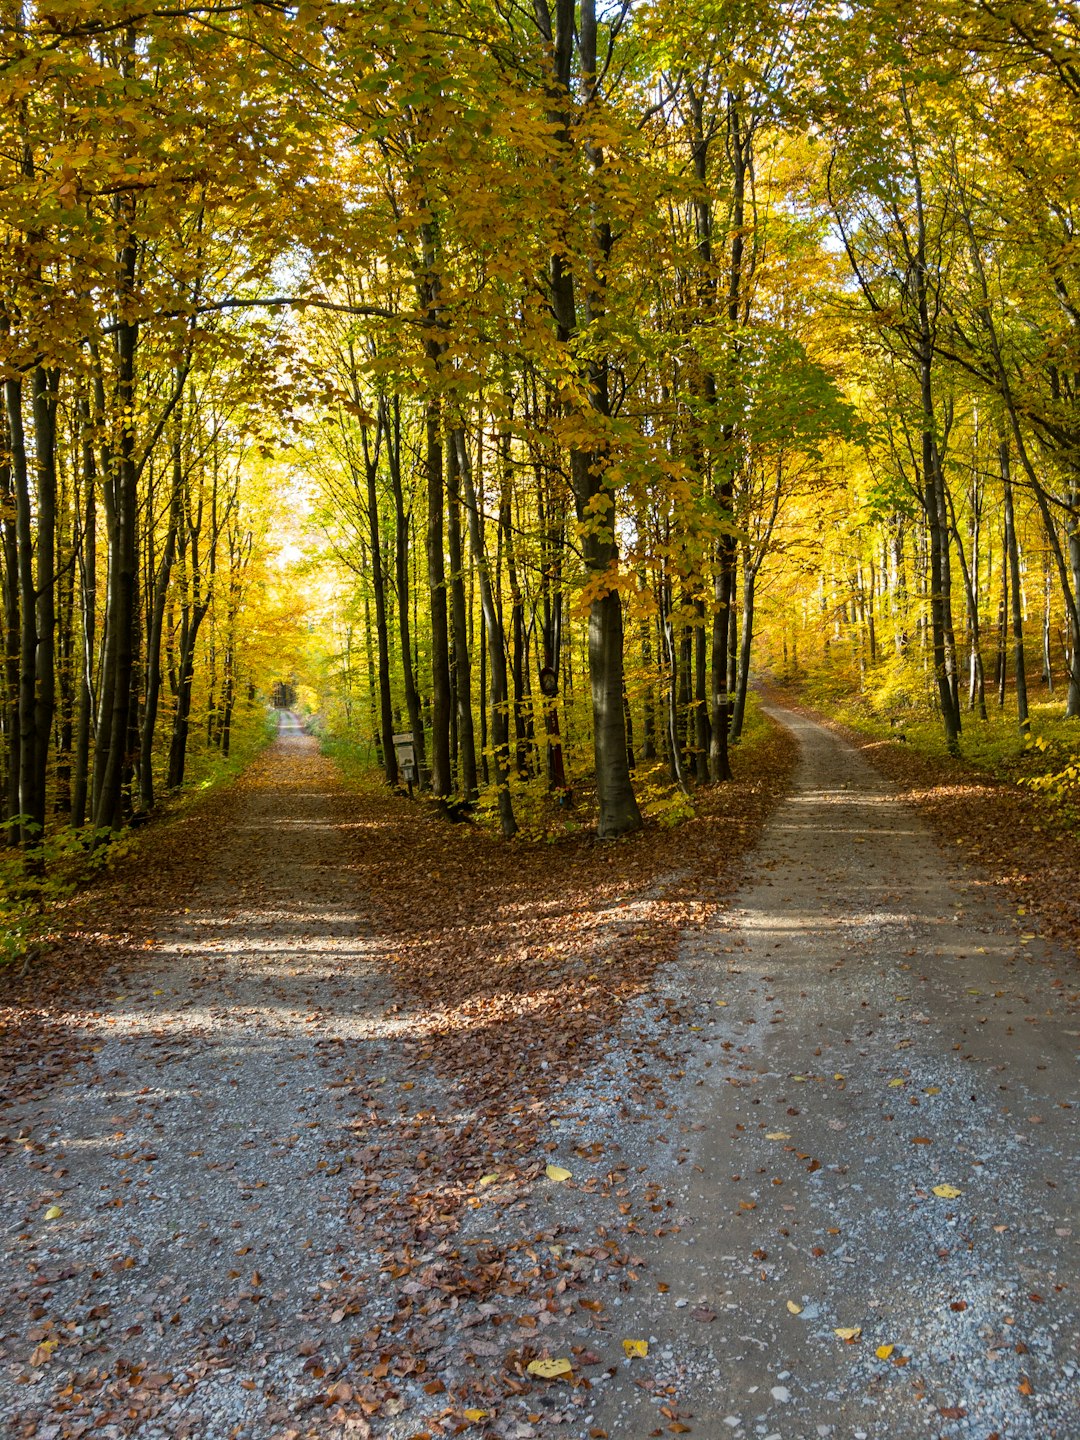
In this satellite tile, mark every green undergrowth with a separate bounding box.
[181,705,279,796]
[792,669,1080,831]
[320,692,779,843]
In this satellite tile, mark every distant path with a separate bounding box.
[589,702,1078,1439]
[0,714,409,1439]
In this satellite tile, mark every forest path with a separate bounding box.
[0,714,418,1439]
[583,702,1079,1440]
[1,707,1077,1440]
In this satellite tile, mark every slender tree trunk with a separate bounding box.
[167,603,208,789]
[54,460,76,814]
[139,433,181,810]
[709,561,734,781]
[446,440,477,798]
[1001,439,1029,735]
[386,398,426,772]
[996,538,1008,709]
[424,392,452,801]
[0,390,21,838]
[93,227,140,833]
[6,377,41,844]
[730,559,757,743]
[363,430,397,787]
[693,597,710,779]
[452,429,516,837]
[1067,474,1080,715]
[641,611,657,761]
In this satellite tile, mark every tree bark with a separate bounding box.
[362,423,397,787]
[1001,438,1030,735]
[452,429,517,837]
[446,438,477,798]
[385,397,426,772]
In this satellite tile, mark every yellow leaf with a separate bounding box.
[786,1300,803,1314]
[526,1357,573,1379]
[30,1339,57,1366]
[924,1086,941,1095]
[44,1205,63,1220]
[545,1164,571,1183]
[876,1344,895,1360]
[478,1174,499,1186]
[834,1327,862,1341]
[833,1073,845,1081]
[463,1409,488,1422]
[888,1078,905,1088]
[932,1184,962,1199]
[622,1339,648,1358]
[766,1132,791,1141]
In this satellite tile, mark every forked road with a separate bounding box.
[0,707,1076,1440]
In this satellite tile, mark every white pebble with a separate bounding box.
[770,1385,790,1403]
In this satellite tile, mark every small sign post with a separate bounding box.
[392,732,418,795]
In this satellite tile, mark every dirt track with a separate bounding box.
[1,707,1076,1440]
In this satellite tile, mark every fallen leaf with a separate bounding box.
[765,1132,791,1141]
[622,1339,648,1358]
[932,1185,962,1200]
[786,1301,803,1315]
[43,1205,63,1220]
[875,1344,895,1359]
[526,1357,573,1379]
[478,1174,499,1186]
[834,1327,862,1341]
[463,1410,488,1423]
[545,1164,572,1183]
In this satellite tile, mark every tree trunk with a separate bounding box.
[1001,439,1029,735]
[363,427,397,787]
[452,429,517,837]
[93,229,140,834]
[139,432,181,809]
[5,377,41,844]
[446,439,477,799]
[0,389,21,839]
[385,397,426,772]
[539,0,641,838]
[693,597,710,780]
[730,558,756,742]
[425,396,452,800]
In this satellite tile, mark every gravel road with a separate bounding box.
[1,705,1076,1440]
[0,715,412,1439]
[581,704,1079,1440]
